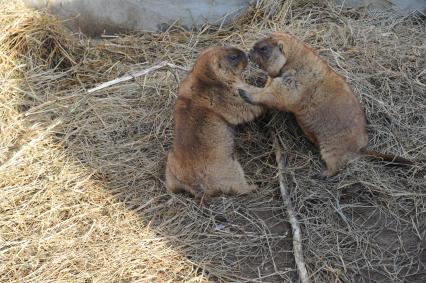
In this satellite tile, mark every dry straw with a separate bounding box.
[1,0,425,282]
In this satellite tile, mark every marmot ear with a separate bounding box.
[278,43,284,53]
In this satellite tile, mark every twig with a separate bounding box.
[273,135,310,283]
[0,119,62,171]
[87,61,189,93]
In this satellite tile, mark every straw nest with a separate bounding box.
[1,0,425,282]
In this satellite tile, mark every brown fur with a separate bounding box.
[238,32,411,176]
[165,46,264,199]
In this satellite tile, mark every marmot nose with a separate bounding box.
[248,50,254,61]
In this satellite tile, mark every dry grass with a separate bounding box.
[1,0,425,282]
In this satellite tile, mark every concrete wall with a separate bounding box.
[23,0,426,37]
[23,0,254,36]
[336,0,426,13]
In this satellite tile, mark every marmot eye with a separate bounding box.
[259,46,268,52]
[228,54,239,61]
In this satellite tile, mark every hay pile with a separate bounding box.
[1,0,425,282]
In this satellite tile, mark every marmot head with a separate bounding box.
[192,46,248,85]
[248,35,287,78]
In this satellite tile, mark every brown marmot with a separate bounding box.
[238,32,411,176]
[166,46,264,199]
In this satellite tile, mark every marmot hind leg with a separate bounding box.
[165,164,186,193]
[206,159,258,195]
[165,165,206,199]
[320,146,352,177]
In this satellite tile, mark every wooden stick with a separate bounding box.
[87,61,189,93]
[273,135,310,283]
